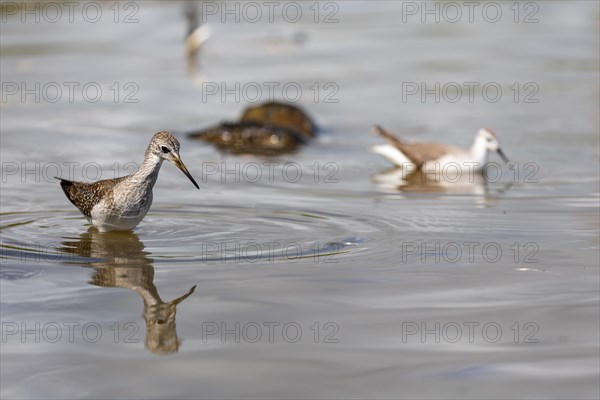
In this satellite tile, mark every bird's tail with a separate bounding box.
[371,125,423,167]
[372,125,405,147]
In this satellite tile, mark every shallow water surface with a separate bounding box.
[1,1,599,399]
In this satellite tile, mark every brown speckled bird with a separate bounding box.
[57,132,199,232]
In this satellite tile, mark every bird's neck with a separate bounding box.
[131,153,163,189]
[469,137,488,166]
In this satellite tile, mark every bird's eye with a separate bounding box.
[160,146,170,153]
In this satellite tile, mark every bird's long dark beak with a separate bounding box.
[173,156,200,189]
[497,148,509,164]
[171,285,197,305]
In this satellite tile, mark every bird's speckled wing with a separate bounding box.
[58,177,127,218]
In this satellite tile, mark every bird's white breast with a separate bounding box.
[90,182,153,232]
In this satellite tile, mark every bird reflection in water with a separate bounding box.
[184,2,211,79]
[61,230,196,355]
[373,167,488,194]
[373,167,513,207]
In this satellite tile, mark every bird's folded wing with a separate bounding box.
[373,125,425,167]
[57,177,125,218]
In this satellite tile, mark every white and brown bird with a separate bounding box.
[57,131,199,232]
[371,125,509,172]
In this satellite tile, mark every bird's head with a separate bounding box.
[149,131,199,189]
[476,128,509,163]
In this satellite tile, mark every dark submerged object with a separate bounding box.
[189,122,307,156]
[240,101,316,139]
[188,101,316,155]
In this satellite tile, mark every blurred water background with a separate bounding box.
[1,1,599,398]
